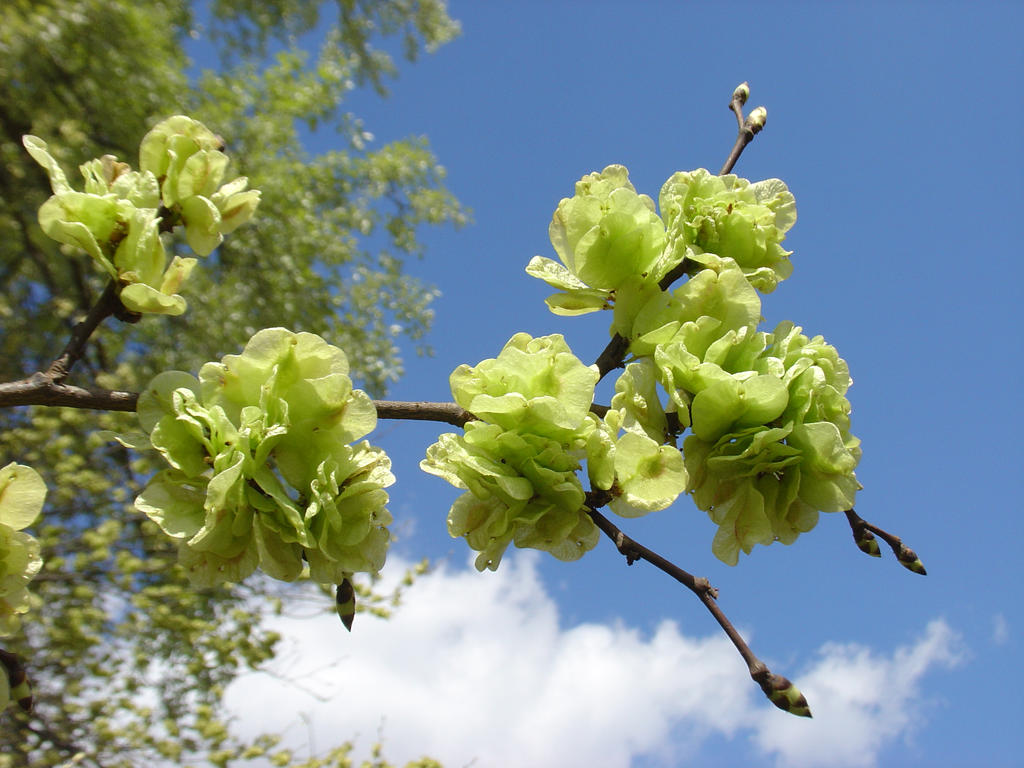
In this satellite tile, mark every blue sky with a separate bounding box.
[203,3,1022,766]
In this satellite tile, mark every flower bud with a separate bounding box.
[854,528,882,557]
[755,670,812,718]
[745,106,768,134]
[897,545,927,575]
[732,82,750,106]
[0,649,32,712]
[336,578,356,631]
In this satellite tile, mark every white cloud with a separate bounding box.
[750,619,966,768]
[225,555,965,768]
[992,613,1009,645]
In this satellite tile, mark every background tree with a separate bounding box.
[0,1,465,765]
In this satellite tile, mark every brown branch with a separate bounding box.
[0,277,143,409]
[0,379,480,432]
[845,508,926,575]
[0,378,138,411]
[373,400,475,428]
[594,334,632,380]
[43,280,127,383]
[584,497,811,717]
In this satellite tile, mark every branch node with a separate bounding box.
[694,577,718,600]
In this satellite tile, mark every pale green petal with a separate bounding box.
[177,149,228,200]
[137,371,201,431]
[159,255,197,296]
[215,188,260,234]
[545,291,612,315]
[37,193,118,274]
[610,360,669,442]
[584,413,617,491]
[691,379,744,442]
[525,255,590,291]
[135,470,206,540]
[178,543,259,588]
[0,464,46,531]
[119,283,188,315]
[113,169,161,208]
[22,136,72,194]
[139,115,221,178]
[253,517,304,582]
[180,195,223,256]
[114,207,165,280]
[610,432,688,515]
[709,483,772,566]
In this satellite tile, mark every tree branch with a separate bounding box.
[583,496,811,717]
[0,378,138,411]
[0,378,481,432]
[373,399,475,428]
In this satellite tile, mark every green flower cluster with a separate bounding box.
[526,166,670,315]
[422,333,690,569]
[526,165,794,320]
[131,328,393,587]
[664,320,860,565]
[660,169,796,294]
[525,164,859,565]
[422,334,601,570]
[23,115,259,315]
[0,463,45,640]
[629,268,859,564]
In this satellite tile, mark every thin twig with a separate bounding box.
[584,494,713,593]
[719,82,766,176]
[845,508,926,574]
[584,498,811,717]
[719,112,766,175]
[44,280,127,383]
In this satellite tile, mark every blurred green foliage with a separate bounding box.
[0,0,463,764]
